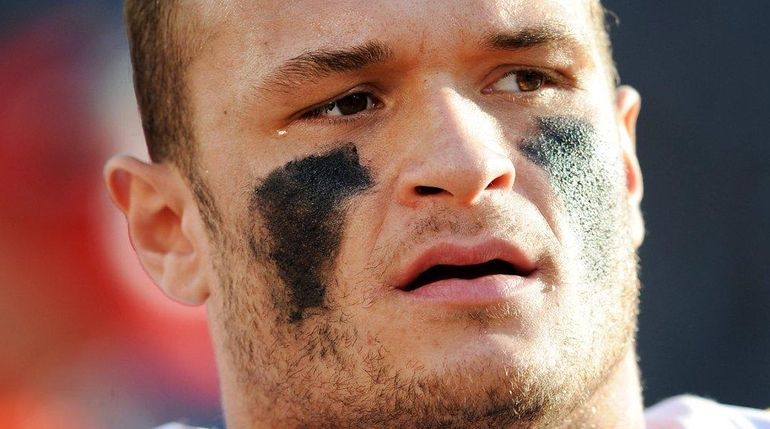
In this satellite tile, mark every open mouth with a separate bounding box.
[403,259,533,292]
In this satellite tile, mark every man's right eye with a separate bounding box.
[301,92,377,119]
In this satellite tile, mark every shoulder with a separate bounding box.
[646,395,770,429]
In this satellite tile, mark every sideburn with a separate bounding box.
[249,143,374,322]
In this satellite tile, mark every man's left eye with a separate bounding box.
[491,69,548,93]
[302,93,376,119]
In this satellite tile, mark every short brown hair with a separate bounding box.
[125,1,224,235]
[124,0,198,174]
[124,1,618,170]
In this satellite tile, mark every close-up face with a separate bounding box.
[172,0,644,426]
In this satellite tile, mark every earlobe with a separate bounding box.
[615,85,645,248]
[104,156,211,306]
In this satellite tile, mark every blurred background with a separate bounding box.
[0,0,768,428]
[606,0,770,412]
[1,2,220,428]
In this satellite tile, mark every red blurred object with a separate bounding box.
[0,7,218,428]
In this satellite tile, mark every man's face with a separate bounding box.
[185,0,642,426]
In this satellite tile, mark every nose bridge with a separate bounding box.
[397,86,515,207]
[432,87,499,151]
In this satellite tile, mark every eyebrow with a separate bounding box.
[261,41,393,92]
[482,26,575,51]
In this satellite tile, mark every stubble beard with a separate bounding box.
[208,213,640,429]
[205,116,641,428]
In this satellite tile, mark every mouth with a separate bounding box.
[394,239,539,296]
[403,259,534,292]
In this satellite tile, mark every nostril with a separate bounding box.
[415,185,445,196]
[486,173,513,190]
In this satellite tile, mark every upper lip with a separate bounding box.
[393,238,537,291]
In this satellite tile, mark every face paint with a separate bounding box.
[522,116,624,281]
[250,143,373,322]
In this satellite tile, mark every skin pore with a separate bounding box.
[106,0,645,427]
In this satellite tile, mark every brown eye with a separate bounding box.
[333,93,371,115]
[515,70,545,92]
[304,92,376,119]
[489,69,549,94]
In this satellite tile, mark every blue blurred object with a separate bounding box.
[1,1,121,38]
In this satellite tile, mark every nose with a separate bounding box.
[396,88,515,207]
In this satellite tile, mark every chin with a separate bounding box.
[360,341,583,429]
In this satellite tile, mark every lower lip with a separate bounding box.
[400,274,536,305]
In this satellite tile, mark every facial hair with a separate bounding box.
[208,116,640,428]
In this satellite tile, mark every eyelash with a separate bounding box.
[299,91,382,123]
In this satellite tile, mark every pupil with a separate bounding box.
[336,93,369,115]
[517,71,544,92]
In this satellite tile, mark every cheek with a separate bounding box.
[521,116,627,279]
[249,143,374,321]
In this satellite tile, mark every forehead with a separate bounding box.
[194,0,597,65]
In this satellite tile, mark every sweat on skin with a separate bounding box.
[245,115,622,323]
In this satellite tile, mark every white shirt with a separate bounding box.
[645,395,770,428]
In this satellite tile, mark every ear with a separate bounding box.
[615,85,645,249]
[104,155,211,305]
